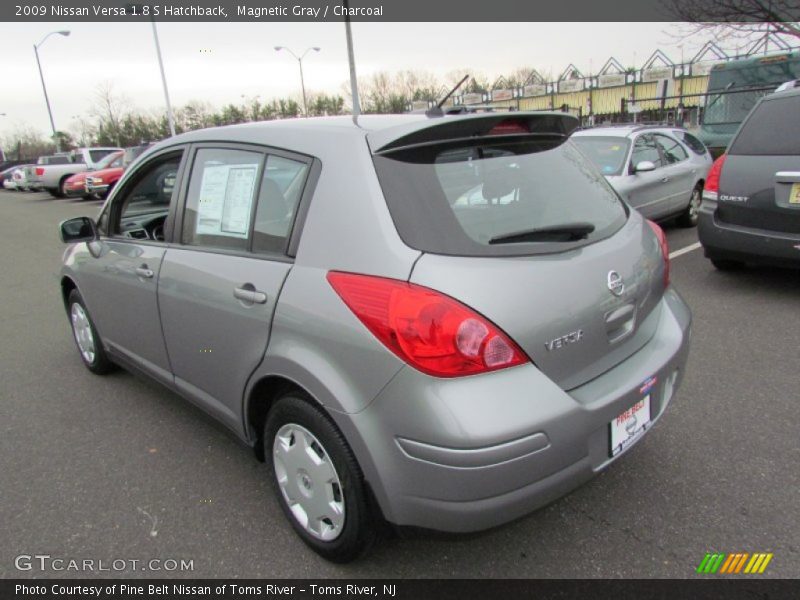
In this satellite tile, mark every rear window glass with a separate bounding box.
[729,95,800,155]
[571,136,630,175]
[89,149,117,163]
[373,138,627,257]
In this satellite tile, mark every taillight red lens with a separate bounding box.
[646,220,670,288]
[327,272,528,378]
[704,154,727,195]
[35,167,45,176]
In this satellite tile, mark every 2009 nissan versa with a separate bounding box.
[59,112,691,562]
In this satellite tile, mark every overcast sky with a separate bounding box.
[0,21,740,139]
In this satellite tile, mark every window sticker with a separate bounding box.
[196,163,258,239]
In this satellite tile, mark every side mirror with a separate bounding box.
[634,160,656,173]
[60,216,98,243]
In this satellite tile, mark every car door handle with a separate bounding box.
[135,266,154,279]
[234,286,267,304]
[660,177,669,183]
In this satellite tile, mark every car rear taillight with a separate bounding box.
[35,167,45,176]
[488,119,530,135]
[327,272,528,378]
[703,154,727,201]
[647,220,670,288]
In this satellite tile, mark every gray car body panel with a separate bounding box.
[408,212,665,391]
[61,113,691,533]
[573,127,711,221]
[335,289,690,529]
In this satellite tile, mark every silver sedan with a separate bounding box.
[572,125,713,226]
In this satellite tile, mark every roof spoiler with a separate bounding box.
[368,112,580,155]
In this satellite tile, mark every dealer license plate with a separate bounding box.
[610,396,651,457]
[789,183,800,204]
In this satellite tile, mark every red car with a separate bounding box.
[85,143,153,199]
[84,151,126,199]
[62,151,124,199]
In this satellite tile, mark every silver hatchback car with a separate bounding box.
[572,125,712,226]
[59,113,691,562]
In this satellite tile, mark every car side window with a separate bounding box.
[630,134,662,171]
[111,151,183,237]
[655,134,688,164]
[252,155,310,255]
[675,131,707,155]
[182,148,264,252]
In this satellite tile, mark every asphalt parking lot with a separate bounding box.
[1,189,798,579]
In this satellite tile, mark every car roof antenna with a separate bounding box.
[426,75,470,118]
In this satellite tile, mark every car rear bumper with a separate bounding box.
[337,289,691,532]
[698,199,800,266]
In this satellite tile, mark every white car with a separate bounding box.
[12,166,35,191]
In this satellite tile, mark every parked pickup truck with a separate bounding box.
[28,147,121,197]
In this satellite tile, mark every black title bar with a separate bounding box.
[4,0,798,22]
[4,579,800,600]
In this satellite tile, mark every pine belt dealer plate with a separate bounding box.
[789,183,800,205]
[610,396,651,457]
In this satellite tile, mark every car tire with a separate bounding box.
[101,183,115,200]
[48,189,60,198]
[677,185,702,228]
[67,289,115,375]
[58,177,71,198]
[711,258,745,271]
[264,393,377,563]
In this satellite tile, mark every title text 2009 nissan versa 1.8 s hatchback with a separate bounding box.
[59,113,691,562]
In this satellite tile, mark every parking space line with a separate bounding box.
[669,242,702,259]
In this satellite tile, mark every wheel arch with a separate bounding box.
[245,368,390,524]
[245,374,307,461]
[60,275,78,312]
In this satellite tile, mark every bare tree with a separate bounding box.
[667,0,800,46]
[1,125,55,160]
[69,116,97,147]
[90,81,130,147]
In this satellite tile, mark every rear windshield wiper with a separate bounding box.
[488,222,596,245]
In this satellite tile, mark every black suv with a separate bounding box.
[698,86,800,269]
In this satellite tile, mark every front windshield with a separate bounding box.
[571,137,631,176]
[95,152,123,170]
[704,89,770,125]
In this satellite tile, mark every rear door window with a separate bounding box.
[252,155,309,255]
[373,137,627,257]
[729,95,800,155]
[654,134,689,164]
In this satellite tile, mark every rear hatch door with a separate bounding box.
[718,92,800,233]
[369,113,667,390]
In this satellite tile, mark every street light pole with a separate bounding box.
[275,46,320,117]
[150,20,176,137]
[343,0,360,119]
[33,30,70,152]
